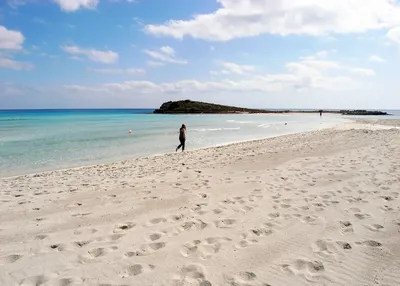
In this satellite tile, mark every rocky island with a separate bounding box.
[153,100,389,116]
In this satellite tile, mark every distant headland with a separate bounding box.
[153,100,389,116]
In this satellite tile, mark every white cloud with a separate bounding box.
[147,61,166,67]
[53,0,98,12]
[62,45,119,64]
[87,67,146,75]
[348,68,375,76]
[145,0,400,41]
[143,46,187,65]
[8,0,100,11]
[0,56,34,70]
[0,26,32,70]
[212,62,255,75]
[64,52,374,96]
[290,51,375,77]
[159,46,175,56]
[369,55,386,63]
[63,85,105,93]
[0,26,24,50]
[386,27,400,47]
[69,56,83,61]
[7,0,29,8]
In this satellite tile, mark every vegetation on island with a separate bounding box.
[153,100,389,116]
[153,100,286,114]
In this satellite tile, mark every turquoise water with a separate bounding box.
[0,109,347,177]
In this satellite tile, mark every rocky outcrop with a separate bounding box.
[153,100,289,114]
[153,100,389,116]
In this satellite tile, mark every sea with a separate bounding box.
[0,109,399,178]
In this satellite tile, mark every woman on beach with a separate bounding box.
[176,124,186,152]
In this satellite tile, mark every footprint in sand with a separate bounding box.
[21,276,83,286]
[236,233,260,249]
[73,240,92,248]
[312,239,351,260]
[268,212,280,219]
[249,226,273,237]
[18,274,56,286]
[168,214,185,222]
[88,247,111,258]
[74,228,97,236]
[148,217,167,226]
[380,205,394,212]
[381,196,394,201]
[49,243,73,252]
[312,240,338,259]
[366,224,384,232]
[180,237,232,259]
[34,234,48,240]
[300,215,318,224]
[224,271,258,286]
[281,259,325,281]
[135,242,166,256]
[95,233,125,243]
[121,264,155,277]
[339,221,354,235]
[214,219,236,228]
[191,203,209,215]
[0,254,22,266]
[180,219,208,231]
[336,241,352,250]
[113,222,136,233]
[280,204,292,209]
[78,246,119,264]
[354,213,372,220]
[356,240,382,248]
[148,232,164,242]
[169,264,211,286]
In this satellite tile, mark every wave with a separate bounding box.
[191,127,240,132]
[0,118,30,122]
[226,120,256,124]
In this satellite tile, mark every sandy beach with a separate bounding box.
[0,119,399,286]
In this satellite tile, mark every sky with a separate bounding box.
[1,0,400,109]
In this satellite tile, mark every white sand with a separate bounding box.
[0,119,399,286]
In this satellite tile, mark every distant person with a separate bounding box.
[176,124,186,152]
[319,110,323,117]
[128,130,132,134]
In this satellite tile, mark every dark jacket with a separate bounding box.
[179,128,186,140]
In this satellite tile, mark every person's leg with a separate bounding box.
[182,140,185,151]
[176,143,182,151]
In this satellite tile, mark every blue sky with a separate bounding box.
[1,0,400,109]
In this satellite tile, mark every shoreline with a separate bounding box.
[1,119,348,180]
[3,117,398,180]
[0,119,399,285]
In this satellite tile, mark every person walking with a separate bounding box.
[176,124,186,152]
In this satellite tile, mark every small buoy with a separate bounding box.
[128,130,132,134]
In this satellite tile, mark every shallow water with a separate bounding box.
[0,109,347,177]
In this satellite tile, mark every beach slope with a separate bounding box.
[0,119,399,286]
